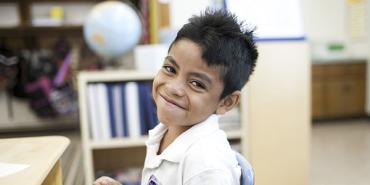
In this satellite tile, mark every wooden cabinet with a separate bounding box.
[312,62,366,120]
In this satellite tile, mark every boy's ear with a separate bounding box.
[216,90,241,115]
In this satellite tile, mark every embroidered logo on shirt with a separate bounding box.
[148,175,160,185]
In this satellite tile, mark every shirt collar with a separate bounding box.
[144,114,220,168]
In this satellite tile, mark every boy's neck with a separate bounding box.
[157,125,191,155]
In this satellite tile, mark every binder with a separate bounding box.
[106,83,117,138]
[112,83,125,137]
[120,83,129,137]
[125,82,141,137]
[96,83,112,139]
[87,84,101,140]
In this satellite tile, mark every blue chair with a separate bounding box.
[234,151,254,185]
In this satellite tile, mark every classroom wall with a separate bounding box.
[302,0,368,60]
[169,0,212,29]
[302,0,370,114]
[302,0,346,42]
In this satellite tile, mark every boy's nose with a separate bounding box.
[166,79,186,97]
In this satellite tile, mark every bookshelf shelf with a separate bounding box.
[89,137,148,149]
[225,130,241,140]
[78,70,156,83]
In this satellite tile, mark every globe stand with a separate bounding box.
[100,58,121,70]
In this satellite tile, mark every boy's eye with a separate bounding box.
[163,65,176,74]
[190,80,206,90]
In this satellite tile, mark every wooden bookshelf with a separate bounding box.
[78,70,154,185]
[89,137,148,149]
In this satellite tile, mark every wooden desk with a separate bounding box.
[0,136,70,185]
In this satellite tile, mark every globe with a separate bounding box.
[83,1,142,60]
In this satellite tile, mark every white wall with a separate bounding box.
[169,0,212,29]
[302,0,369,60]
[302,0,346,42]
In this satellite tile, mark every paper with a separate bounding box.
[347,0,367,39]
[226,0,305,39]
[0,162,30,177]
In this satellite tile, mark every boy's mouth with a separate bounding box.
[159,94,187,110]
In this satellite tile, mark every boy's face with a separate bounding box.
[152,39,226,127]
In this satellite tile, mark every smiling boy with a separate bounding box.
[94,9,258,185]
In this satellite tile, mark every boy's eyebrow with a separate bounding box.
[189,72,212,85]
[165,56,212,85]
[165,56,179,69]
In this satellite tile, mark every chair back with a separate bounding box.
[234,151,254,185]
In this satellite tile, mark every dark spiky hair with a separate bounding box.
[170,9,258,98]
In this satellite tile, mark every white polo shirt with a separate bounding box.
[141,114,241,185]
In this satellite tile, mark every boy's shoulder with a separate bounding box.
[180,129,239,182]
[183,129,236,168]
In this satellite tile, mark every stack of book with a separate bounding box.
[87,81,158,140]
[219,107,241,132]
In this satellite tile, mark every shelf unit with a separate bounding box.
[0,0,86,132]
[0,0,97,37]
[77,70,246,184]
[0,0,169,39]
[0,90,79,132]
[0,0,170,132]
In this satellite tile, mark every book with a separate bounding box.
[143,82,158,130]
[120,83,129,137]
[125,82,141,137]
[89,81,157,139]
[113,83,125,137]
[219,107,241,132]
[87,84,101,140]
[96,83,112,140]
[106,83,117,138]
[138,83,149,135]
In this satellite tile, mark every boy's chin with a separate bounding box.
[158,115,190,127]
[158,115,180,125]
[157,108,184,121]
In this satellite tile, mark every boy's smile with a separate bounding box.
[159,93,188,110]
[152,39,226,128]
